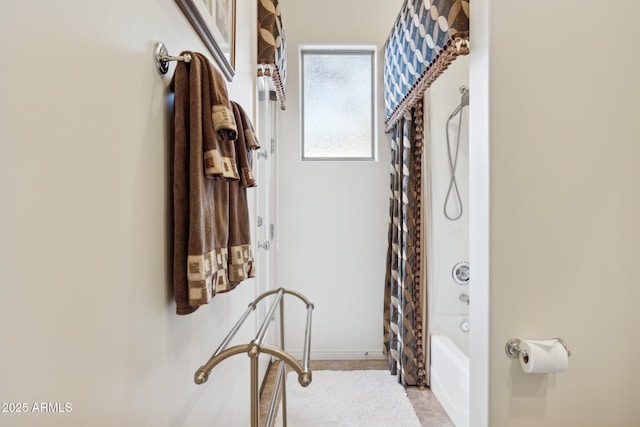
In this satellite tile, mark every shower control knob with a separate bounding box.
[258,241,270,251]
[452,262,470,285]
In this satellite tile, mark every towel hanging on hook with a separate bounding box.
[169,49,259,315]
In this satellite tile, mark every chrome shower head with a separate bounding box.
[448,86,470,120]
[460,86,469,107]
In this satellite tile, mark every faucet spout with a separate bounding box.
[459,293,470,305]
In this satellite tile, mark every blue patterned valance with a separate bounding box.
[384,0,469,130]
[258,0,287,110]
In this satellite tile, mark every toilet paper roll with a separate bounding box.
[519,340,569,374]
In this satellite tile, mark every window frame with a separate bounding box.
[300,46,377,161]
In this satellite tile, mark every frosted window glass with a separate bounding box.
[302,50,374,160]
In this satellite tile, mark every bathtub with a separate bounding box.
[430,334,469,427]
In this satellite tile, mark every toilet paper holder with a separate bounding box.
[505,338,571,359]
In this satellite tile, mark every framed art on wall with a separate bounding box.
[175,0,236,81]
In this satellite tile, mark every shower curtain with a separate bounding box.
[383,100,428,387]
[383,0,469,389]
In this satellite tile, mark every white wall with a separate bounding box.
[0,1,262,426]
[473,0,640,425]
[276,0,403,359]
[427,56,470,356]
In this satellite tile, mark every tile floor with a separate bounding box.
[259,359,454,427]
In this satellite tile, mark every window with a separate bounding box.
[301,47,376,161]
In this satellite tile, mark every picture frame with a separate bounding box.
[175,0,236,81]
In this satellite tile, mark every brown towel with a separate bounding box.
[208,58,237,141]
[227,179,254,285]
[195,53,225,180]
[171,52,260,314]
[195,53,239,181]
[171,57,193,315]
[226,102,261,284]
[231,101,260,188]
[171,52,231,314]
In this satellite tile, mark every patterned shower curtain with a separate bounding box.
[383,100,428,387]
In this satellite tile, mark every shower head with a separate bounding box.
[448,87,470,120]
[460,89,469,107]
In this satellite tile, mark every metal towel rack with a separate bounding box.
[194,288,314,427]
[154,41,192,74]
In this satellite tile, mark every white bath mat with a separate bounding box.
[274,370,421,427]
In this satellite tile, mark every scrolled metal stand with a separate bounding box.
[194,288,314,427]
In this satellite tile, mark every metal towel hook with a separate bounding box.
[154,41,192,75]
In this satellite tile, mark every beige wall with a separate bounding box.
[0,1,261,426]
[484,1,640,425]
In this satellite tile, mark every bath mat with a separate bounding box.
[274,370,421,427]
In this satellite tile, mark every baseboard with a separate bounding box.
[286,350,386,360]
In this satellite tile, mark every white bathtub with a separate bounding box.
[430,334,469,427]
